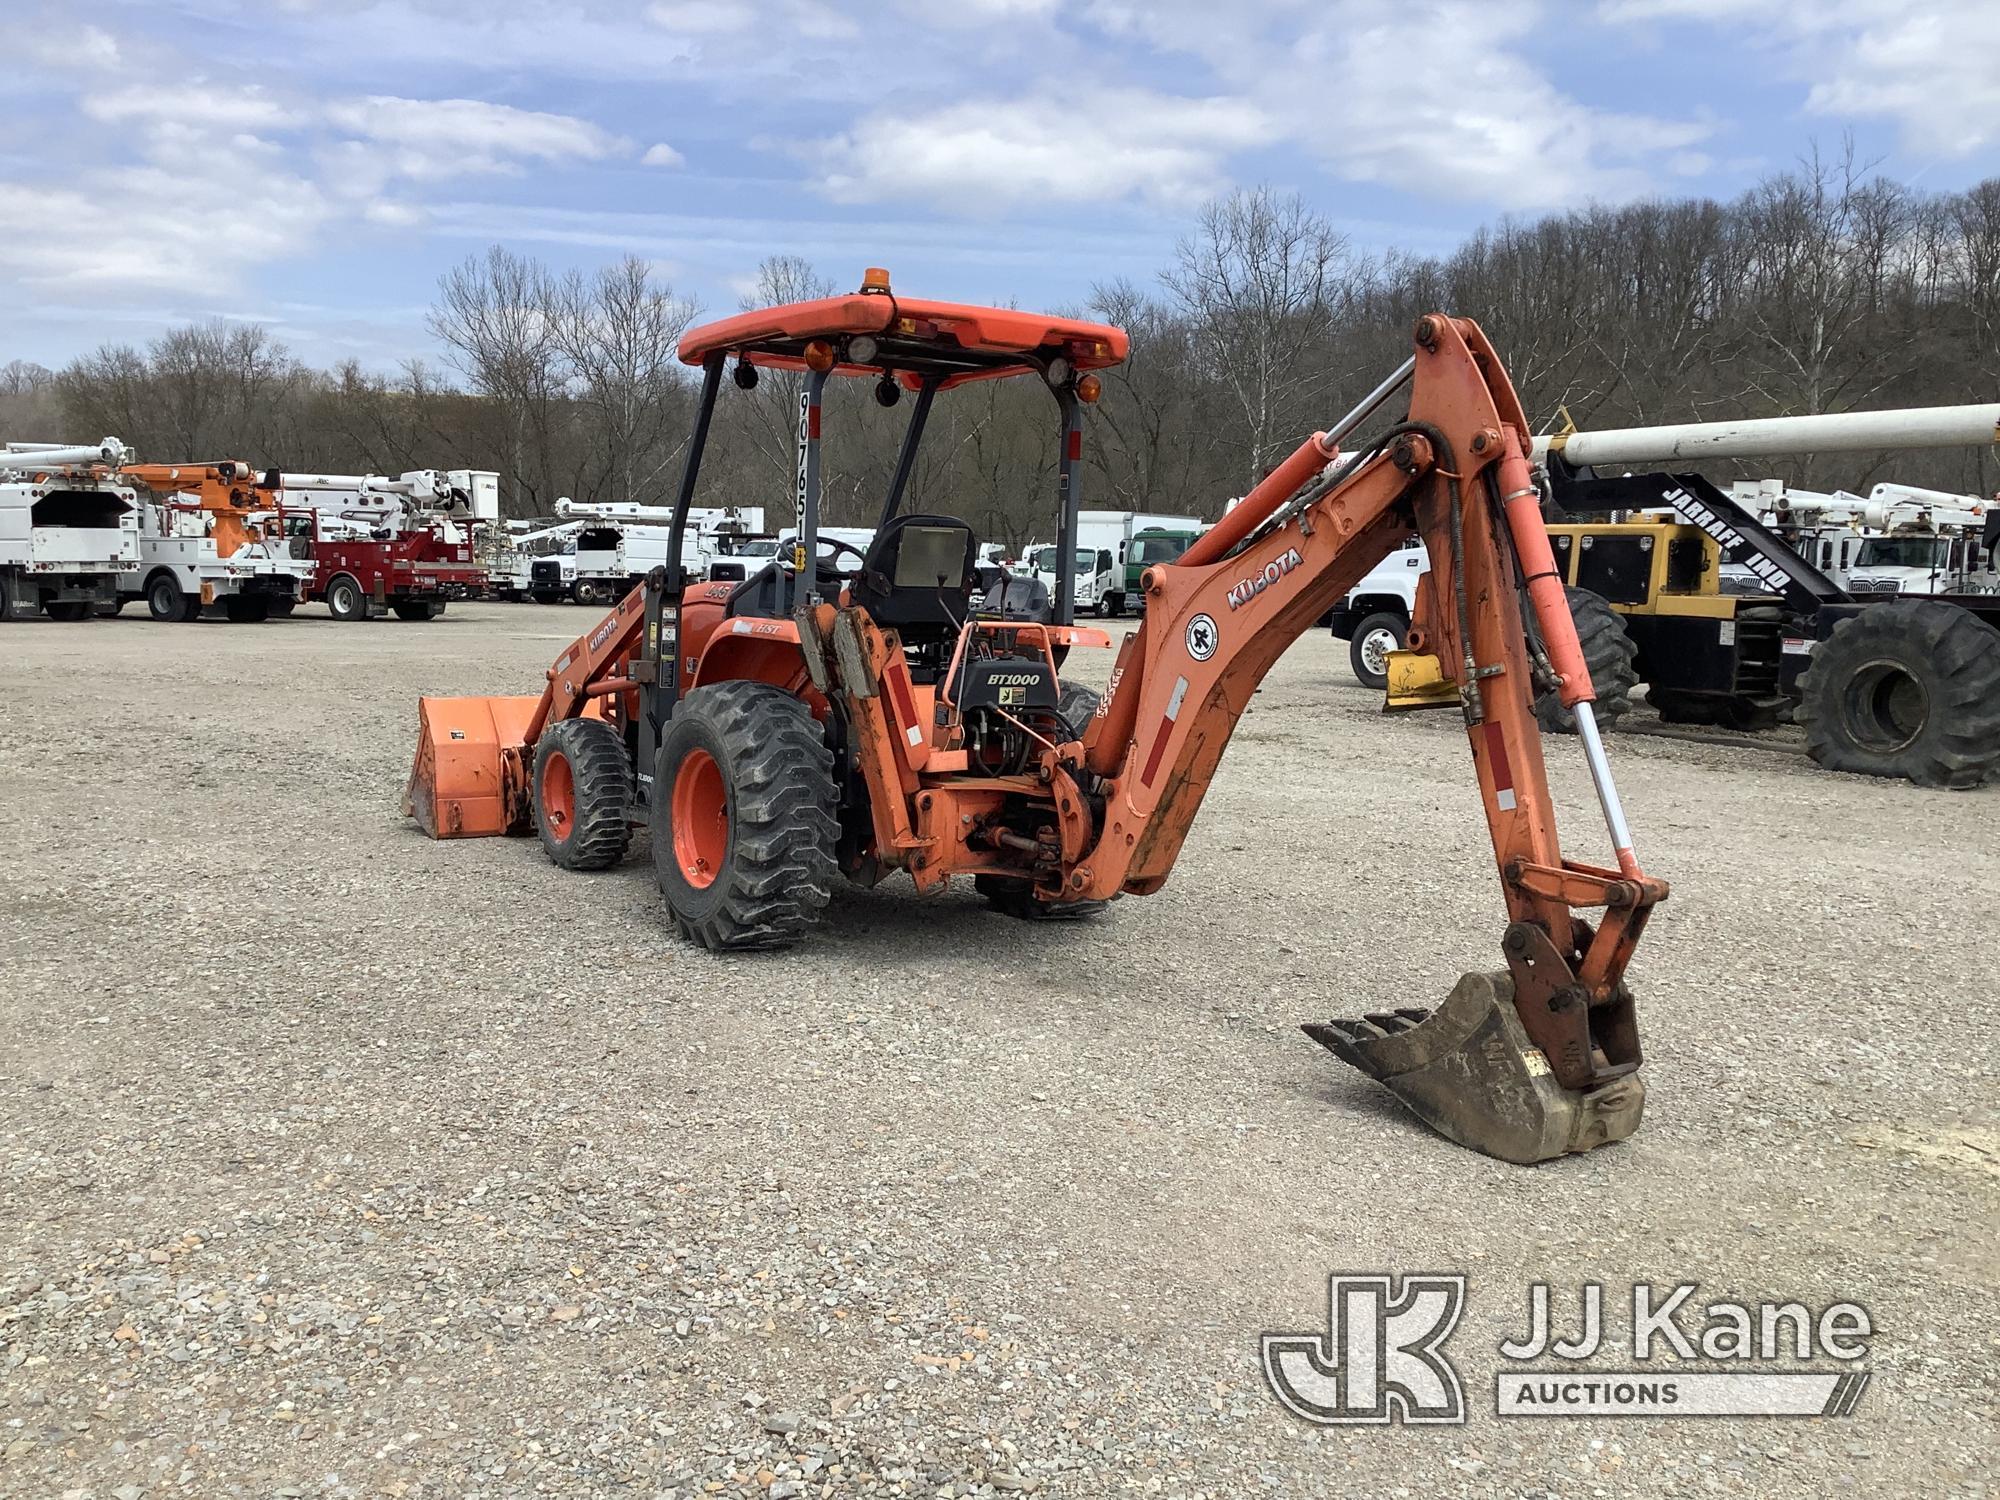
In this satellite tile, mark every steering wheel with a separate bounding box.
[783,537,869,577]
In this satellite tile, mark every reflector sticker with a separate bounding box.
[1483,721,1517,812]
[1139,674,1190,787]
[886,666,922,754]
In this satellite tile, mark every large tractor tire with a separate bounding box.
[1056,681,1101,740]
[1348,610,1408,690]
[1533,587,1638,735]
[531,717,634,870]
[1798,600,2000,788]
[326,574,373,621]
[43,600,93,622]
[653,681,837,950]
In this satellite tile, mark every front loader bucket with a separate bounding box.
[403,695,539,839]
[1304,971,1644,1165]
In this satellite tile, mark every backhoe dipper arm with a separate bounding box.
[1071,316,1665,1096]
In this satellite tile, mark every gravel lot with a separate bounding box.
[2,601,1995,1499]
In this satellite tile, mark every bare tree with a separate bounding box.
[430,248,565,508]
[1163,187,1353,488]
[553,256,699,503]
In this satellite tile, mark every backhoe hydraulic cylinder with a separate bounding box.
[1495,442,1592,709]
[1177,430,1337,571]
[1325,357,1415,449]
[1574,702,1640,878]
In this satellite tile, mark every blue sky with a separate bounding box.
[4,0,1999,371]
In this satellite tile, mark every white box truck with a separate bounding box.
[1024,510,1202,616]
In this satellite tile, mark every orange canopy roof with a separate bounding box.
[677,288,1129,390]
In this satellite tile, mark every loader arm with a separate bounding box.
[1070,316,1665,1105]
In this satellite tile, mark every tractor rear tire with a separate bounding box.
[1348,610,1408,690]
[1534,587,1637,735]
[653,681,837,950]
[1056,681,1101,740]
[391,599,440,621]
[532,717,634,870]
[1799,600,2000,788]
[44,600,93,622]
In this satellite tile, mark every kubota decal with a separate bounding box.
[1226,547,1304,610]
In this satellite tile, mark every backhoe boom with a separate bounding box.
[1066,316,1663,1140]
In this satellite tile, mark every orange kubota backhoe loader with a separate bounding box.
[405,270,1666,1164]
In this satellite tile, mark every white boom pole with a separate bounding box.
[1532,404,2000,467]
[2,437,131,469]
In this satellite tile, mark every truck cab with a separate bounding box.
[1325,539,1430,686]
[1026,542,1115,616]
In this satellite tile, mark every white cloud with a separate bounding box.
[1598,0,2000,159]
[0,27,639,302]
[82,87,304,132]
[811,91,1272,212]
[646,0,754,32]
[1075,0,1715,211]
[642,142,687,168]
[322,96,627,178]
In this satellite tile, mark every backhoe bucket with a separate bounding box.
[403,695,539,839]
[1304,971,1644,1164]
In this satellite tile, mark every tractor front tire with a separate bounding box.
[1534,586,1638,734]
[975,874,1106,921]
[532,717,634,870]
[653,681,836,950]
[1056,681,1101,740]
[1799,600,2000,788]
[1348,610,1408,690]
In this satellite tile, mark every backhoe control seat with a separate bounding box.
[849,515,978,642]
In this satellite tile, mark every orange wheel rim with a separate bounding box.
[671,747,727,888]
[541,751,575,837]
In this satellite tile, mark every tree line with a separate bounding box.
[14,148,1998,550]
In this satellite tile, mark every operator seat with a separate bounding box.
[849,514,978,643]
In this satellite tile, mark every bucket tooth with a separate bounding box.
[1304,971,1644,1165]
